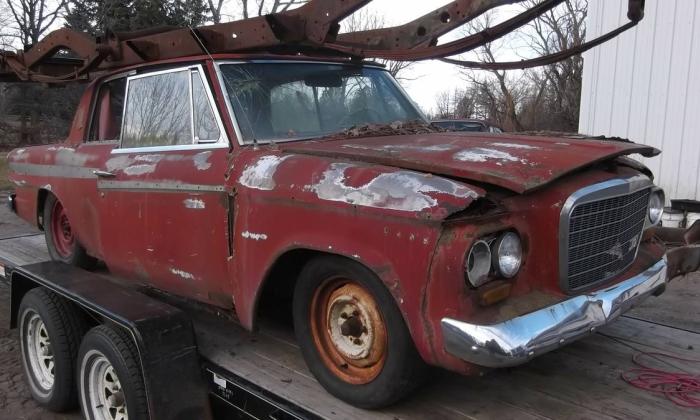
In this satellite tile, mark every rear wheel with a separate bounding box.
[19,288,87,411]
[78,326,148,420]
[293,256,427,408]
[44,194,96,269]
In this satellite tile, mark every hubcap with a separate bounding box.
[310,279,387,384]
[84,351,128,420]
[23,311,55,392]
[50,200,74,258]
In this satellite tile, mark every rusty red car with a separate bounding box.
[5,55,680,408]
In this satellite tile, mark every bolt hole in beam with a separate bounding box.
[440,11,451,23]
[416,26,427,37]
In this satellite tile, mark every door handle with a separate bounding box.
[93,170,116,178]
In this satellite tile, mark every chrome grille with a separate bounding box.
[562,184,651,292]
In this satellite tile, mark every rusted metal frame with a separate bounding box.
[335,0,521,50]
[0,0,367,83]
[324,0,565,61]
[440,20,638,70]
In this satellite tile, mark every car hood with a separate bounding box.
[280,133,660,193]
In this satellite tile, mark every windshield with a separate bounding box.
[218,62,425,143]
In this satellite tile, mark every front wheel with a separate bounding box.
[78,326,148,420]
[293,256,427,408]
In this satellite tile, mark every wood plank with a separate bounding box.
[626,274,700,334]
[0,234,49,265]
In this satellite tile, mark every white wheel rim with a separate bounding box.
[82,350,128,420]
[22,311,55,392]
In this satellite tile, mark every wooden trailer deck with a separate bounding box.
[0,192,697,419]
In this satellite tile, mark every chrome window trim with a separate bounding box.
[85,70,135,142]
[558,175,654,293]
[213,60,422,146]
[113,64,229,154]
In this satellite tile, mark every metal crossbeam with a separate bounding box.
[0,0,646,83]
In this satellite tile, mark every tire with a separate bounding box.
[293,256,428,408]
[18,288,87,411]
[43,193,97,269]
[78,325,148,420]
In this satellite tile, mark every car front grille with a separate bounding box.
[562,186,651,292]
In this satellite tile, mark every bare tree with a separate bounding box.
[5,0,67,47]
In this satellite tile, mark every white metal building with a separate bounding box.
[579,0,700,201]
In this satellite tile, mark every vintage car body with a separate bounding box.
[5,55,684,383]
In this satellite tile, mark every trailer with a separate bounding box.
[0,195,698,419]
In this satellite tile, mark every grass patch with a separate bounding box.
[0,152,13,191]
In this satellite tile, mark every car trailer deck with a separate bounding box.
[0,196,697,419]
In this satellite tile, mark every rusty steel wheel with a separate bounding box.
[49,199,75,259]
[310,278,387,385]
[294,256,428,408]
[43,194,97,269]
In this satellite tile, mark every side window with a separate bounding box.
[122,70,192,148]
[192,71,220,142]
[89,78,126,141]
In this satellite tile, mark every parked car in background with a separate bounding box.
[432,119,503,133]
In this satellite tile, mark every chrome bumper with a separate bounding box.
[441,258,667,368]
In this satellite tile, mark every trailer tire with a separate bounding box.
[18,288,87,411]
[293,256,428,408]
[78,325,148,420]
[44,194,97,269]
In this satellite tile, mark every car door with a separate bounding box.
[97,64,234,307]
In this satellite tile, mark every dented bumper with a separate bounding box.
[441,223,700,369]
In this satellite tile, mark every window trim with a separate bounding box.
[113,64,229,155]
[213,60,425,147]
[85,70,134,143]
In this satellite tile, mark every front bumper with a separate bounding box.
[441,221,700,369]
[441,258,667,368]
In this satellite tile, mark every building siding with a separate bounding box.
[579,0,700,201]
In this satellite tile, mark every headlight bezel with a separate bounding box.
[465,240,492,288]
[492,231,523,278]
[648,188,664,225]
[465,231,523,288]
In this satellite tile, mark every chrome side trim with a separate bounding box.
[441,258,667,368]
[97,180,225,193]
[558,175,653,292]
[9,163,98,179]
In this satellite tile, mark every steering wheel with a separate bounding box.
[339,108,383,127]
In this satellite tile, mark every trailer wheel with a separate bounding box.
[78,325,148,420]
[293,256,428,408]
[44,194,97,269]
[19,288,87,411]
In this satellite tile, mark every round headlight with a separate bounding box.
[493,232,522,278]
[648,189,664,225]
[466,240,491,287]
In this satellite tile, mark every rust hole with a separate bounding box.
[440,11,451,23]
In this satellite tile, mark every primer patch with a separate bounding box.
[170,268,195,280]
[194,151,212,170]
[454,148,524,164]
[311,163,478,212]
[183,198,206,209]
[241,231,268,241]
[491,142,540,150]
[239,155,290,191]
